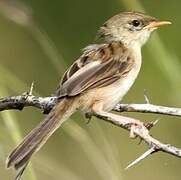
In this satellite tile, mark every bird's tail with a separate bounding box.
[6,97,77,180]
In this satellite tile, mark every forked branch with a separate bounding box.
[0,91,181,168]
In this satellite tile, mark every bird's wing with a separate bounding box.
[58,42,134,97]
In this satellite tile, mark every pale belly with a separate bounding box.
[79,62,141,112]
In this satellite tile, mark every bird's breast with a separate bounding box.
[101,61,141,110]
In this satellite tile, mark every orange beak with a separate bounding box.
[143,20,172,30]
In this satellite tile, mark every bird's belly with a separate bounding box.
[80,65,140,112]
[98,72,138,110]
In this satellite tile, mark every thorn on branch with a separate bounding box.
[144,119,160,130]
[144,89,150,104]
[125,147,157,169]
[29,81,34,95]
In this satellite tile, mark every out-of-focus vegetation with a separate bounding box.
[0,0,181,180]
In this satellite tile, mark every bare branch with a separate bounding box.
[0,93,57,113]
[1,93,181,117]
[114,103,181,117]
[0,93,181,167]
[95,112,181,167]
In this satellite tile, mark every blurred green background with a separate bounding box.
[0,0,181,180]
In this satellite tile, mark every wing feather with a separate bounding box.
[58,42,134,97]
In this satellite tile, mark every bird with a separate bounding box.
[6,11,171,180]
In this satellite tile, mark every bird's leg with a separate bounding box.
[91,101,144,138]
[85,112,93,124]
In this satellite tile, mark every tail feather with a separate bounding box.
[6,97,76,180]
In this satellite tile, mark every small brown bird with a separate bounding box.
[6,11,171,180]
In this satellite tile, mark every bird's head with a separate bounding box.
[99,12,171,48]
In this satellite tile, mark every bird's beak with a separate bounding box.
[143,20,172,30]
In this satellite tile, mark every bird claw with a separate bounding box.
[129,124,138,139]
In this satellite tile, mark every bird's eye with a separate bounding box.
[131,20,141,27]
